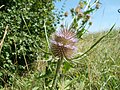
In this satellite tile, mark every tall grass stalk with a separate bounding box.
[73,24,115,60]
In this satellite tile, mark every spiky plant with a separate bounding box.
[50,28,78,59]
[50,28,78,89]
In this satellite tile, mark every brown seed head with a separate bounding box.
[78,12,84,18]
[64,11,68,17]
[96,2,100,9]
[86,14,90,20]
[75,6,80,14]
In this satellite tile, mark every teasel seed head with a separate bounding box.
[75,6,80,14]
[50,28,78,59]
[96,2,100,9]
[78,12,84,19]
[64,11,68,17]
[86,14,90,20]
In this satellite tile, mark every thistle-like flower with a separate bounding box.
[50,28,78,59]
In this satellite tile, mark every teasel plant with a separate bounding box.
[43,0,115,89]
[48,0,102,89]
[50,27,78,89]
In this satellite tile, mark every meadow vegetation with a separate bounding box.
[0,0,120,90]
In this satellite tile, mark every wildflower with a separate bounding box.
[50,28,78,59]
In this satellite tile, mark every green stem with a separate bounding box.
[72,24,115,60]
[21,14,51,54]
[52,58,63,89]
[21,13,31,35]
[44,20,50,52]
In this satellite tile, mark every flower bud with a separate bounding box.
[79,1,84,9]
[70,8,74,13]
[89,22,92,26]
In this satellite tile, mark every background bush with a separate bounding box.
[0,0,56,87]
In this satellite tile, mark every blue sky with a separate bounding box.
[55,0,120,32]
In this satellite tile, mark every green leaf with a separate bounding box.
[63,61,73,73]
[32,87,39,90]
[0,72,3,77]
[84,8,95,15]
[77,28,86,38]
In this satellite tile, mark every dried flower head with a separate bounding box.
[50,28,78,59]
[75,6,80,14]
[78,12,84,19]
[64,11,68,17]
[96,2,100,9]
[86,14,90,20]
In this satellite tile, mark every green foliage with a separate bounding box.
[77,30,120,90]
[1,29,119,90]
[0,0,119,90]
[0,0,55,87]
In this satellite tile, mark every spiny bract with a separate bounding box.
[50,28,78,59]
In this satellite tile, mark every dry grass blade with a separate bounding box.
[0,5,5,9]
[0,25,9,54]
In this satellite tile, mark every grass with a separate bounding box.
[0,29,120,90]
[77,29,120,90]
